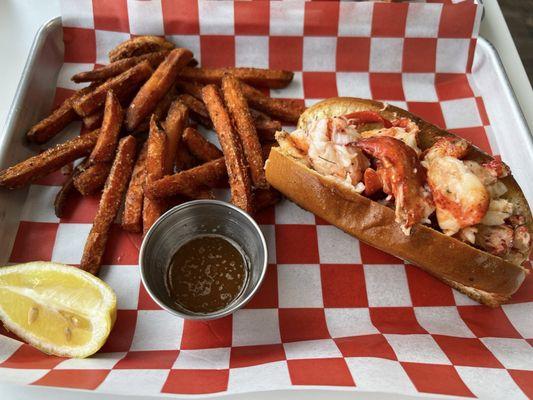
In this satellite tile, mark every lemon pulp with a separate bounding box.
[0,262,116,358]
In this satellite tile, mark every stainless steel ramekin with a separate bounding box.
[140,200,268,320]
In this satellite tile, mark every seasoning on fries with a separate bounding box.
[73,60,153,117]
[82,85,138,130]
[176,83,283,137]
[74,91,124,195]
[143,117,169,235]
[177,93,213,129]
[163,100,188,173]
[175,79,204,100]
[121,141,148,233]
[27,82,101,144]
[180,67,293,89]
[250,109,282,142]
[182,127,222,162]
[82,112,104,130]
[72,51,170,83]
[109,36,174,63]
[222,75,268,188]
[146,117,167,185]
[153,87,178,119]
[73,162,112,196]
[202,84,253,212]
[80,135,137,275]
[90,91,123,163]
[130,88,178,135]
[146,157,227,199]
[0,129,99,189]
[26,103,77,145]
[240,82,305,124]
[126,48,192,131]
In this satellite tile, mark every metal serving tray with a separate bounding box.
[0,14,533,400]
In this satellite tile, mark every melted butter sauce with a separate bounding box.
[166,235,247,314]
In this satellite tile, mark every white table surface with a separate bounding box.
[0,0,530,399]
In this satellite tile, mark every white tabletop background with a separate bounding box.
[0,0,530,399]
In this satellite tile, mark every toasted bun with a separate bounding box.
[266,97,531,307]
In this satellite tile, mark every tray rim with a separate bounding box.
[476,36,532,141]
[0,17,62,155]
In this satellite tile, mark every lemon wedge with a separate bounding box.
[0,261,116,358]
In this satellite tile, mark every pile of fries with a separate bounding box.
[0,36,305,275]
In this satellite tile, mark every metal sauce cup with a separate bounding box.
[140,200,268,320]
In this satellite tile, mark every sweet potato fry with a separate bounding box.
[75,92,124,195]
[146,157,227,199]
[177,93,212,128]
[126,48,193,131]
[175,146,199,172]
[73,162,112,196]
[175,79,204,100]
[179,67,293,89]
[81,83,138,130]
[143,117,169,235]
[182,127,222,162]
[121,141,148,233]
[153,86,178,119]
[27,82,101,144]
[109,36,174,62]
[177,91,281,140]
[73,60,153,117]
[146,117,167,180]
[129,87,178,135]
[80,135,137,275]
[142,196,166,235]
[26,101,77,144]
[250,109,282,141]
[0,129,99,189]
[163,100,188,173]
[254,188,281,213]
[72,51,169,83]
[222,75,267,189]
[167,188,213,207]
[240,82,305,124]
[89,91,123,163]
[54,172,74,218]
[202,84,253,212]
[54,159,89,218]
[82,112,103,130]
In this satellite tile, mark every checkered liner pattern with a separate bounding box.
[0,1,531,398]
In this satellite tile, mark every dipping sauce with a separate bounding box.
[166,235,247,313]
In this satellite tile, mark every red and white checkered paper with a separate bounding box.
[1,0,532,398]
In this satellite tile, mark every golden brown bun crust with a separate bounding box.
[266,97,531,307]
